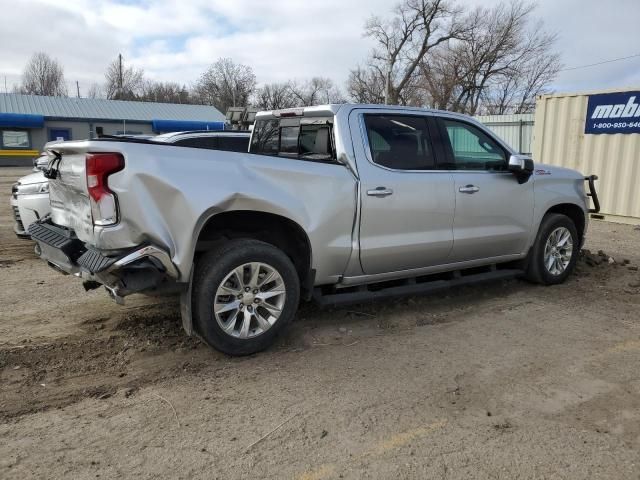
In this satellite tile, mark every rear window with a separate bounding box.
[279,126,299,154]
[250,118,335,162]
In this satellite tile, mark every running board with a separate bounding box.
[312,268,524,307]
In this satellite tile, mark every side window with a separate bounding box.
[441,119,507,171]
[249,118,335,162]
[363,115,435,170]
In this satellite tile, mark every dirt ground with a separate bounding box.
[1,166,640,479]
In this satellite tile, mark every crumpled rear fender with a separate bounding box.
[92,143,356,285]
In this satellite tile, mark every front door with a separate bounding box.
[49,128,71,142]
[351,111,455,275]
[436,117,534,263]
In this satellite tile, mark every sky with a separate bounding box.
[1,0,639,97]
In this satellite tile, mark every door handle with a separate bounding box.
[367,187,394,197]
[458,184,480,194]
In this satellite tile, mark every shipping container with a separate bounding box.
[533,88,640,223]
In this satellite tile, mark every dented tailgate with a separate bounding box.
[46,146,95,243]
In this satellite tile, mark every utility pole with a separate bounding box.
[118,53,124,99]
[76,81,80,98]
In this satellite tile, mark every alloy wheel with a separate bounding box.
[213,262,286,339]
[543,226,573,275]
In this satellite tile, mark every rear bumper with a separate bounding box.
[29,218,180,298]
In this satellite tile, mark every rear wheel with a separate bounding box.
[193,239,300,355]
[525,213,579,285]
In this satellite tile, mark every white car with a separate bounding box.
[11,169,49,238]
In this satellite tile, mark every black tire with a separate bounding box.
[192,239,300,356]
[525,213,579,285]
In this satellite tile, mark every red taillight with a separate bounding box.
[85,153,124,226]
[86,153,124,201]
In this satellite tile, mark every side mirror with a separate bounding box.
[508,154,534,184]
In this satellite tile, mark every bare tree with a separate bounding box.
[289,77,345,106]
[253,82,298,110]
[419,1,561,114]
[363,0,464,105]
[253,78,345,110]
[87,83,104,99]
[351,0,560,113]
[416,46,462,110]
[104,54,145,100]
[194,58,256,113]
[18,52,67,96]
[451,2,536,114]
[479,20,560,114]
[513,48,560,112]
[140,81,191,104]
[346,67,386,104]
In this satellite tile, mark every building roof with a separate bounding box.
[0,93,225,123]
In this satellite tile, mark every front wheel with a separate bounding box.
[525,213,579,285]
[193,239,300,355]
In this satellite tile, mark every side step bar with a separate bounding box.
[312,268,523,307]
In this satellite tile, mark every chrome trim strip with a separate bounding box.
[110,245,179,278]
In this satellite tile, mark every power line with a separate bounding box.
[559,53,640,72]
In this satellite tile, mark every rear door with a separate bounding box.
[435,116,533,263]
[350,111,455,275]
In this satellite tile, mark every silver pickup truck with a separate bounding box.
[29,104,599,355]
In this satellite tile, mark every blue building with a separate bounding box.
[0,93,225,166]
